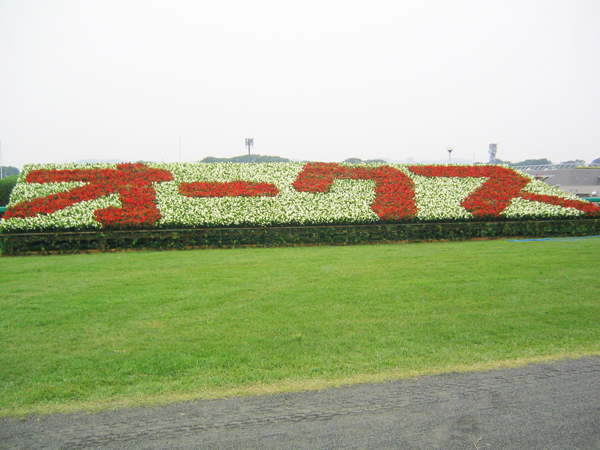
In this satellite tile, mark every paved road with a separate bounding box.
[2,357,600,449]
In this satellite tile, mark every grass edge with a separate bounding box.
[3,351,599,419]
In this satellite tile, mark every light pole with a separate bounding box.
[0,141,3,179]
[445,141,456,164]
[488,143,497,164]
[245,138,254,156]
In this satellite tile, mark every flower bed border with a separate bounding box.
[2,219,600,256]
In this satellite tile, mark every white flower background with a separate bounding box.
[0,163,587,232]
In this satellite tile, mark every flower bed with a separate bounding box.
[2,162,599,235]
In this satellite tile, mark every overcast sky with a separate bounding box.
[1,0,600,169]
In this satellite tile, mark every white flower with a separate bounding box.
[1,162,593,232]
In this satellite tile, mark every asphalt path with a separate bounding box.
[2,357,600,449]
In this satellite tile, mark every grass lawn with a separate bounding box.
[1,238,599,416]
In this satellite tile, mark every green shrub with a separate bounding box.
[2,219,600,255]
[0,175,18,206]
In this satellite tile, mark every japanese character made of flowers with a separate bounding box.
[3,162,599,231]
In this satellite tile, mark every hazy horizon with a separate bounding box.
[0,153,589,171]
[2,1,600,169]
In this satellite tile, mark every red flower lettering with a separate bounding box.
[4,163,174,228]
[292,162,417,220]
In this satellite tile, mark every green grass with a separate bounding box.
[1,238,599,416]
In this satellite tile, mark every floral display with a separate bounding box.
[409,164,599,219]
[180,181,278,198]
[410,165,531,218]
[1,161,598,233]
[3,163,173,229]
[293,162,416,220]
[519,192,600,216]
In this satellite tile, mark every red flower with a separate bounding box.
[4,163,174,228]
[409,164,600,218]
[180,181,278,198]
[293,162,417,220]
[520,192,600,217]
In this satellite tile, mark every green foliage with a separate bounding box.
[496,158,557,167]
[2,219,599,255]
[513,158,553,166]
[0,166,20,178]
[1,239,599,416]
[200,154,291,163]
[343,158,387,164]
[0,175,19,206]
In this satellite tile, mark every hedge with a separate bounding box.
[2,219,599,256]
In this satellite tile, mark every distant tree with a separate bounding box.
[0,174,19,206]
[561,159,586,165]
[589,158,600,166]
[342,158,387,164]
[200,156,228,163]
[1,166,20,178]
[200,154,290,163]
[513,158,552,166]
[494,158,513,165]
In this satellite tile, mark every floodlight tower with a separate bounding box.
[488,143,498,164]
[245,138,254,156]
[445,141,456,164]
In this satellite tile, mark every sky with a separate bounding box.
[1,0,600,169]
